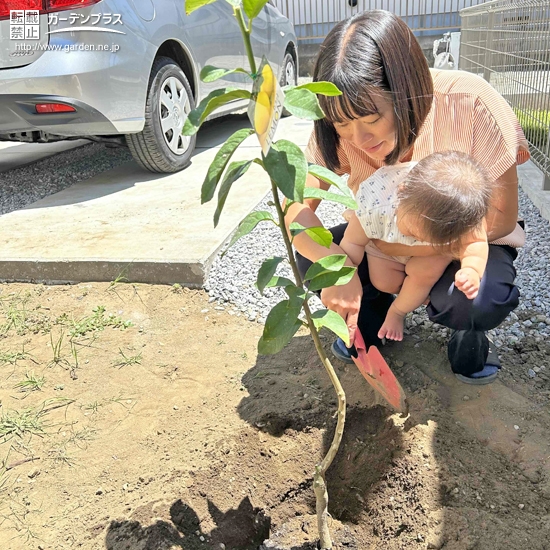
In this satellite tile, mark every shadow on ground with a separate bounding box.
[105,497,270,550]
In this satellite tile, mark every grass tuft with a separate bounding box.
[58,305,133,339]
[13,372,45,393]
[113,349,142,368]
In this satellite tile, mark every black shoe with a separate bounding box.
[331,337,354,364]
[454,339,500,385]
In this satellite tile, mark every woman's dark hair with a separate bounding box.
[313,10,433,169]
[397,151,493,253]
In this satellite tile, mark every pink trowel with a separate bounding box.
[351,328,409,414]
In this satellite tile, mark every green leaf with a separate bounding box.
[289,223,333,248]
[265,276,296,290]
[214,160,253,227]
[186,0,217,15]
[263,140,307,202]
[182,89,225,135]
[224,210,276,254]
[257,257,284,295]
[308,164,352,197]
[311,309,350,346]
[243,0,268,19]
[258,298,303,355]
[182,88,251,136]
[304,254,347,282]
[225,0,242,7]
[294,81,342,96]
[200,65,251,83]
[283,88,325,120]
[307,266,356,292]
[303,255,355,290]
[303,188,357,209]
[202,128,254,204]
[285,285,307,301]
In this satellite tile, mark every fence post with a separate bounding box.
[483,9,495,82]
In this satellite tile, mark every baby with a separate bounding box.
[340,150,492,341]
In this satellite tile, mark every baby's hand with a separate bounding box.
[455,267,481,300]
[342,208,354,222]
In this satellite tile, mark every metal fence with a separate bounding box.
[460,0,550,188]
[271,0,487,42]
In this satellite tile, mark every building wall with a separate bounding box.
[271,0,483,27]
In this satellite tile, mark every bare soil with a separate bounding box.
[0,282,549,550]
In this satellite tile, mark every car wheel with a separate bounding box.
[126,56,196,173]
[280,52,297,117]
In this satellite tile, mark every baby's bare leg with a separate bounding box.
[396,256,451,313]
[379,256,451,341]
[367,255,406,295]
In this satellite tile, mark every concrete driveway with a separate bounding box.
[0,115,314,286]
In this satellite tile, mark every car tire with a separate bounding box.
[280,51,297,117]
[126,56,196,173]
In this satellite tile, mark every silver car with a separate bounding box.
[0,0,297,173]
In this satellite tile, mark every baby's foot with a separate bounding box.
[377,306,406,341]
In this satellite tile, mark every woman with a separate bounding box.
[285,10,530,384]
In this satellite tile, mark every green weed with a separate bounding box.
[60,305,133,338]
[81,400,103,415]
[0,293,51,336]
[13,372,45,393]
[0,398,74,445]
[113,349,142,368]
[110,271,129,288]
[69,340,79,380]
[46,446,75,467]
[48,328,67,368]
[0,347,33,366]
[107,394,136,409]
[66,425,97,449]
[0,407,47,444]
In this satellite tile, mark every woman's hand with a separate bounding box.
[320,271,363,346]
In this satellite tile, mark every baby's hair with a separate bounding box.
[397,151,493,253]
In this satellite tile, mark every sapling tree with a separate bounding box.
[183,1,358,547]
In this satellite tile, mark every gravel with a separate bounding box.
[490,187,550,348]
[0,142,132,215]
[205,183,550,347]
[205,192,347,323]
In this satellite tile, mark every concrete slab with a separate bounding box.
[2,118,546,288]
[0,115,314,286]
[0,139,91,172]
